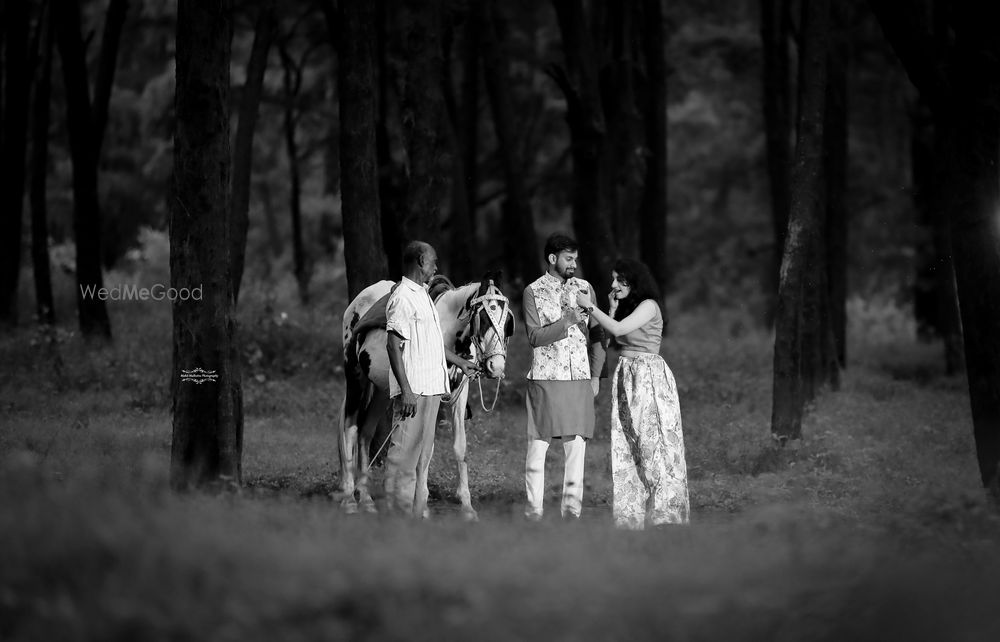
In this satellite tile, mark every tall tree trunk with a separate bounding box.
[400,0,451,251]
[601,1,642,260]
[1,0,5,160]
[170,0,242,490]
[909,10,964,376]
[231,0,276,303]
[550,0,617,298]
[870,0,1000,502]
[258,181,282,258]
[441,8,474,280]
[339,0,389,300]
[480,0,538,287]
[771,0,836,442]
[31,0,55,325]
[931,119,964,375]
[760,0,792,326]
[459,0,480,268]
[375,0,403,276]
[912,98,938,339]
[639,0,669,299]
[54,0,111,339]
[279,43,309,304]
[824,0,848,367]
[949,5,1000,503]
[440,0,479,281]
[913,99,964,374]
[91,0,128,162]
[0,0,29,325]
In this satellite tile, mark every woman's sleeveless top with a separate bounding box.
[616,302,662,354]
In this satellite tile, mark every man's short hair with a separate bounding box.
[402,241,432,268]
[543,233,578,260]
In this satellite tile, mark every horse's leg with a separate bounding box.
[450,382,478,521]
[356,390,390,514]
[336,395,359,514]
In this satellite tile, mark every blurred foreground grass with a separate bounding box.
[1,272,999,641]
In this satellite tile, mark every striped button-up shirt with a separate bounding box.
[385,277,450,398]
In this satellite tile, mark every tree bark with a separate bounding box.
[440,0,479,281]
[761,0,793,326]
[0,0,29,325]
[231,0,276,303]
[912,98,964,374]
[279,42,309,304]
[550,0,617,298]
[375,0,404,276]
[459,0,480,268]
[824,0,848,367]
[871,0,1000,502]
[639,0,669,299]
[54,0,111,339]
[170,0,242,490]
[31,0,55,325]
[771,0,837,442]
[400,0,451,251]
[339,0,390,300]
[909,7,964,375]
[930,116,964,375]
[441,6,474,280]
[480,0,538,287]
[91,0,128,162]
[949,5,1000,503]
[600,1,643,260]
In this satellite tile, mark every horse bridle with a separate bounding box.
[468,279,514,366]
[444,279,513,412]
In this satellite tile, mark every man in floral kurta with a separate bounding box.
[522,234,606,520]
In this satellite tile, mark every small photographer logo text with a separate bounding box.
[80,283,203,302]
[180,368,218,384]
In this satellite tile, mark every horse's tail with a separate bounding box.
[344,333,364,420]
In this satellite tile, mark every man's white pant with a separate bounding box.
[525,435,586,519]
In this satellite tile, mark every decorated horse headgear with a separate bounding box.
[469,279,514,362]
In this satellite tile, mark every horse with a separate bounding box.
[336,270,514,520]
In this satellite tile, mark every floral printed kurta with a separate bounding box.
[522,273,605,439]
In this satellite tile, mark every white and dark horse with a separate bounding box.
[336,270,513,520]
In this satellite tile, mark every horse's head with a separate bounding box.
[468,270,514,379]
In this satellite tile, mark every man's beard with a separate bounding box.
[557,266,576,279]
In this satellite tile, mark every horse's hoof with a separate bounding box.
[359,497,378,514]
[461,507,479,523]
[340,498,359,515]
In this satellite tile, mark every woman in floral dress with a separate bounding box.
[577,259,690,529]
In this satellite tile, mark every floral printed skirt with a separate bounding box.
[611,353,690,529]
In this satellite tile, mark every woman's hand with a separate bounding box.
[576,291,594,309]
[608,288,620,311]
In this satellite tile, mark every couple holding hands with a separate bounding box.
[523,233,689,530]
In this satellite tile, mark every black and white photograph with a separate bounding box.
[2,0,999,639]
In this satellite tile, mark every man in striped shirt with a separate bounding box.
[385,241,476,517]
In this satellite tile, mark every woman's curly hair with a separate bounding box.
[611,258,666,336]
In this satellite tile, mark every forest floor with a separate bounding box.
[2,274,999,641]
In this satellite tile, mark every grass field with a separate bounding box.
[2,274,999,641]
